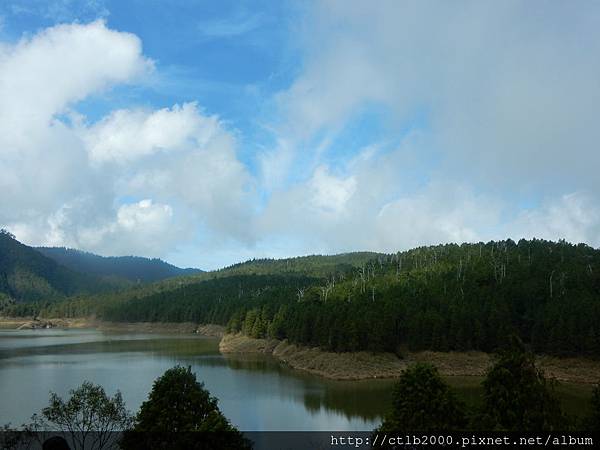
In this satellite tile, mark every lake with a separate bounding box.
[1,329,593,432]
[0,329,395,431]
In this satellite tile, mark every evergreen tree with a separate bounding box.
[480,336,565,430]
[377,363,466,431]
[123,366,251,450]
[586,381,600,431]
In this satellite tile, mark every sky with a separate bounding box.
[1,1,599,270]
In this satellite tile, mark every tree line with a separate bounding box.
[4,239,600,357]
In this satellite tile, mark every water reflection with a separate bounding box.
[220,353,394,422]
[0,329,389,430]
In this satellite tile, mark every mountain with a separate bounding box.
[25,238,600,358]
[36,247,202,283]
[0,230,126,303]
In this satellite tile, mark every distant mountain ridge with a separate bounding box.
[36,247,202,283]
[0,230,125,303]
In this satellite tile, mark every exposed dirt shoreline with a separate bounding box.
[2,317,598,384]
[220,333,600,384]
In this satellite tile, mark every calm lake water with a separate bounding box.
[0,329,395,431]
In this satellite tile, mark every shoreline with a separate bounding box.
[2,317,598,384]
[0,317,225,337]
[220,333,600,384]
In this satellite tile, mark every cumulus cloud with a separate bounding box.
[0,20,150,223]
[77,199,183,256]
[256,1,600,256]
[84,102,220,164]
[10,199,186,257]
[0,20,150,135]
[2,4,600,268]
[0,20,253,260]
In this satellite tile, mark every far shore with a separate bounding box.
[0,316,225,338]
[2,316,598,384]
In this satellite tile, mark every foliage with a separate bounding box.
[123,366,251,450]
[480,336,565,431]
[377,363,466,431]
[27,381,132,450]
[37,247,201,283]
[586,381,600,431]
[4,239,600,358]
[0,232,126,303]
[0,423,25,450]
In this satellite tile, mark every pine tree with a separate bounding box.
[480,336,566,430]
[377,363,466,431]
[123,366,251,449]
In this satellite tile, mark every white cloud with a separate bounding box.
[0,21,254,261]
[254,1,600,258]
[275,2,600,189]
[0,20,151,221]
[258,139,502,255]
[116,199,172,231]
[308,166,356,215]
[0,20,151,137]
[511,192,600,245]
[373,186,501,252]
[13,198,186,257]
[85,102,220,164]
[3,5,600,269]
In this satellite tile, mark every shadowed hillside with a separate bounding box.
[37,247,202,283]
[0,230,127,303]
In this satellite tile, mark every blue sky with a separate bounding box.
[1,1,599,269]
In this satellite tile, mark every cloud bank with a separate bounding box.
[1,2,600,269]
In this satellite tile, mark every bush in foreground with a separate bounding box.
[27,381,132,450]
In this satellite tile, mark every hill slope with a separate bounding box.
[0,230,125,303]
[33,239,600,357]
[37,247,202,283]
[6,239,600,357]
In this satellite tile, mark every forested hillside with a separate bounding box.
[37,247,202,283]
[212,252,382,278]
[4,239,600,357]
[0,230,126,303]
